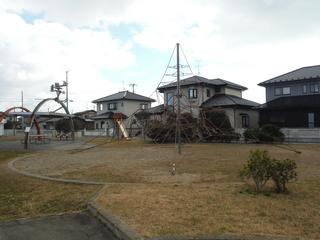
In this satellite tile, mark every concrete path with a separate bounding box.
[0,212,117,240]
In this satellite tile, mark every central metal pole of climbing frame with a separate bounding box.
[176,43,181,154]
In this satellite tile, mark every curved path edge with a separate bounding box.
[8,157,105,185]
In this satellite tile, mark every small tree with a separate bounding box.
[270,158,297,193]
[240,149,273,192]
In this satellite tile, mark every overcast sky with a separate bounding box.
[1,0,320,113]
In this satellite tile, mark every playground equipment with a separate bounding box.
[113,113,129,139]
[0,107,41,135]
[24,82,75,149]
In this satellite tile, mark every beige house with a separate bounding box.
[92,91,155,136]
[157,75,259,130]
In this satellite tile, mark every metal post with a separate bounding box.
[66,71,69,111]
[176,43,181,154]
[21,90,24,109]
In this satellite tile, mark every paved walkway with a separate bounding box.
[0,212,116,240]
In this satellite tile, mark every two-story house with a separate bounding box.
[258,65,320,128]
[92,91,155,135]
[157,75,259,129]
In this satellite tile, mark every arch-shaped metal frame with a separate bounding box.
[24,98,75,149]
[0,107,41,135]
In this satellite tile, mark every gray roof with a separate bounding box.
[158,75,247,92]
[74,110,96,115]
[145,104,165,114]
[201,94,260,108]
[259,65,320,86]
[91,111,127,120]
[92,91,155,103]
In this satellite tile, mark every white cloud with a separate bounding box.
[1,0,320,112]
[0,10,135,112]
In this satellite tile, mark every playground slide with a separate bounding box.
[116,120,129,139]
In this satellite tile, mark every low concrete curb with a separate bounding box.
[150,235,301,240]
[87,186,143,240]
[8,157,105,185]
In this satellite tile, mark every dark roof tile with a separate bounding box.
[92,91,155,103]
[201,94,260,108]
[259,65,320,86]
[158,75,247,91]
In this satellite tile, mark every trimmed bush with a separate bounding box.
[241,149,298,193]
[243,124,284,143]
[55,117,85,133]
[240,149,273,192]
[260,124,285,142]
[243,127,260,142]
[270,158,297,193]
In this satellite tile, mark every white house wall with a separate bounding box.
[224,87,242,98]
[163,85,243,117]
[221,108,259,129]
[0,123,4,136]
[97,101,151,117]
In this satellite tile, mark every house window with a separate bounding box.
[303,85,307,94]
[141,103,148,110]
[241,114,249,128]
[275,87,291,96]
[275,88,282,96]
[308,112,315,128]
[166,92,174,106]
[283,87,291,95]
[99,104,103,111]
[215,86,221,93]
[188,89,198,99]
[108,103,117,110]
[310,83,319,93]
[101,121,105,129]
[206,89,211,98]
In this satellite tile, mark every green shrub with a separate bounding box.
[240,149,273,192]
[243,128,260,142]
[55,117,84,133]
[243,124,284,143]
[241,149,298,193]
[260,124,284,142]
[270,158,297,193]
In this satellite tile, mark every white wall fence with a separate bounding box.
[281,128,320,143]
[2,127,320,143]
[83,129,114,137]
[2,129,83,138]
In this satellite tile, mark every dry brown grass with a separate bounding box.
[0,150,100,221]
[98,182,320,239]
[0,135,21,142]
[49,143,320,184]
[9,141,320,238]
[94,143,320,239]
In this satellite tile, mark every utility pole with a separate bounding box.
[21,90,24,109]
[129,83,137,93]
[65,71,69,111]
[176,43,181,154]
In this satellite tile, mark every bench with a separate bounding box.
[29,135,51,144]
